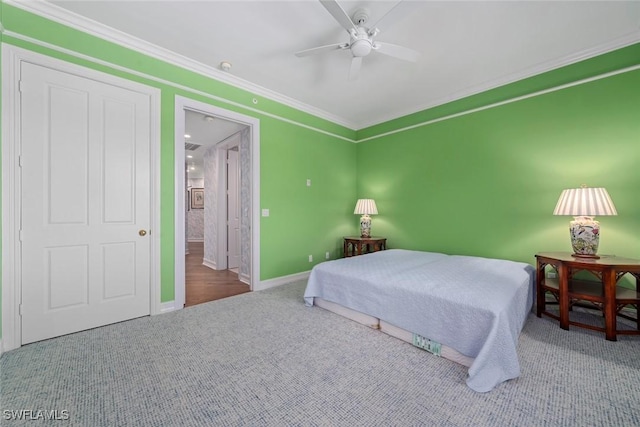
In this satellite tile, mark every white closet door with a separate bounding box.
[20,62,151,344]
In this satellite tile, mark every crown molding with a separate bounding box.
[6,0,640,133]
[356,64,640,144]
[354,30,640,130]
[6,0,356,130]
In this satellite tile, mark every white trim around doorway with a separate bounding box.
[174,96,261,310]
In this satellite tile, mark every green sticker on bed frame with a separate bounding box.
[412,334,442,356]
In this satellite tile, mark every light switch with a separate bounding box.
[306,179,311,187]
[262,209,270,217]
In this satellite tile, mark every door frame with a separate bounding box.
[224,141,241,271]
[1,45,162,353]
[215,133,241,272]
[174,96,260,309]
[199,134,240,272]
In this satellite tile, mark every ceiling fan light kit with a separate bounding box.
[350,37,372,57]
[295,0,420,80]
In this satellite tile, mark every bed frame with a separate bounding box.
[314,297,474,368]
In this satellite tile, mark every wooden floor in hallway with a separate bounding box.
[185,242,250,307]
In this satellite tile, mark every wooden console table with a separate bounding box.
[535,252,640,341]
[343,236,386,258]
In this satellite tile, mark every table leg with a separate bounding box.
[536,260,545,317]
[633,273,640,332]
[559,264,569,330]
[604,269,617,341]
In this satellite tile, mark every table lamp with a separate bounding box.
[354,199,378,238]
[553,185,617,258]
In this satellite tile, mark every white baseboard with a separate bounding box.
[202,258,217,270]
[253,270,310,291]
[188,238,204,243]
[240,273,251,285]
[160,300,179,313]
[0,339,3,358]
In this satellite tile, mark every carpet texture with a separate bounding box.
[1,280,639,426]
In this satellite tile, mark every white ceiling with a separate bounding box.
[44,0,640,130]
[184,110,247,179]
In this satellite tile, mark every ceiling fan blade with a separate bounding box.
[368,1,424,31]
[320,0,357,32]
[348,57,362,81]
[374,42,420,62]
[295,43,347,57]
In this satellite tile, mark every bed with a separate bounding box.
[303,249,535,392]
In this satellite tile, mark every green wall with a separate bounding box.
[355,50,640,266]
[260,120,356,277]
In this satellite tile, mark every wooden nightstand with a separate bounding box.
[535,252,640,341]
[343,236,386,258]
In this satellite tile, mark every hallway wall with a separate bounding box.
[187,178,205,241]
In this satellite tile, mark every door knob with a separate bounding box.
[139,230,147,236]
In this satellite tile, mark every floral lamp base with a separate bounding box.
[360,214,372,238]
[569,216,600,258]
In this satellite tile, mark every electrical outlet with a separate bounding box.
[306,179,311,187]
[547,271,557,279]
[308,255,313,262]
[325,251,330,260]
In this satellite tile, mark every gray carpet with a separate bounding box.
[1,281,639,426]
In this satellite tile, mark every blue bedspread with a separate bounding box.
[303,249,535,392]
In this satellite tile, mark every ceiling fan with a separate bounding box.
[295,0,420,80]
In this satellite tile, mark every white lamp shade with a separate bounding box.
[553,187,617,216]
[354,199,378,215]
